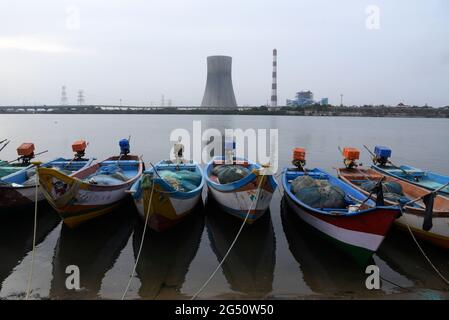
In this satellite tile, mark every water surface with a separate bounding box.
[0,114,448,299]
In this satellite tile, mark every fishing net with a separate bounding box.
[360,180,410,203]
[292,175,346,209]
[291,175,316,194]
[0,167,21,178]
[212,165,251,184]
[158,170,202,192]
[85,164,128,185]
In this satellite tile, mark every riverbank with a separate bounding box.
[1,105,448,118]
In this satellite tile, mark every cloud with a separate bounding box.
[0,36,91,54]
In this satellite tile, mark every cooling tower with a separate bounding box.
[201,55,237,108]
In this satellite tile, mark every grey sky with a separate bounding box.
[0,0,448,107]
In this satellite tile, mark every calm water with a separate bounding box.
[0,114,448,300]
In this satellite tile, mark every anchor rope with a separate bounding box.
[191,174,265,300]
[406,224,449,287]
[121,180,155,300]
[25,170,39,300]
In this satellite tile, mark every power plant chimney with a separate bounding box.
[201,55,237,108]
[271,49,277,108]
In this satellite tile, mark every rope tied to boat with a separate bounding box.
[25,170,39,300]
[121,178,155,300]
[191,173,266,300]
[406,224,449,287]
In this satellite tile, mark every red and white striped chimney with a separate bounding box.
[271,48,277,108]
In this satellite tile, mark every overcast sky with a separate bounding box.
[0,0,448,107]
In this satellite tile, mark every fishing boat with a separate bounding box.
[283,167,400,264]
[368,145,449,196]
[338,167,449,250]
[0,142,93,210]
[205,155,277,224]
[282,148,400,264]
[37,139,143,228]
[0,140,33,179]
[130,160,204,232]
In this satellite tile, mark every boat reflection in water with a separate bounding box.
[0,204,60,292]
[49,202,135,299]
[132,204,204,299]
[281,197,385,298]
[206,199,275,298]
[377,226,449,294]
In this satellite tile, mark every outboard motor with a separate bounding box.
[224,140,236,165]
[119,138,130,156]
[292,148,306,171]
[373,146,391,166]
[16,143,35,165]
[72,140,88,161]
[173,136,185,164]
[342,147,360,169]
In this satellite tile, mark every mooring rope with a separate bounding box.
[406,224,449,287]
[121,181,155,300]
[273,171,284,197]
[191,175,265,300]
[25,171,39,300]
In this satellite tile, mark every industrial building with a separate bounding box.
[286,91,329,107]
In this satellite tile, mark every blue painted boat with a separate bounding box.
[0,161,34,180]
[367,145,449,196]
[0,157,94,210]
[130,160,205,232]
[282,167,400,264]
[373,164,449,196]
[205,156,277,223]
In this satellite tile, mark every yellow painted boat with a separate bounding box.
[38,155,143,228]
[130,160,204,232]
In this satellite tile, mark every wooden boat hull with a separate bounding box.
[373,164,449,196]
[205,157,277,223]
[0,184,45,210]
[38,156,142,228]
[284,193,398,264]
[208,176,276,223]
[131,161,204,232]
[134,193,202,232]
[0,158,93,210]
[338,167,449,250]
[283,168,399,265]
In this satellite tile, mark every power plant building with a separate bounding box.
[287,90,329,107]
